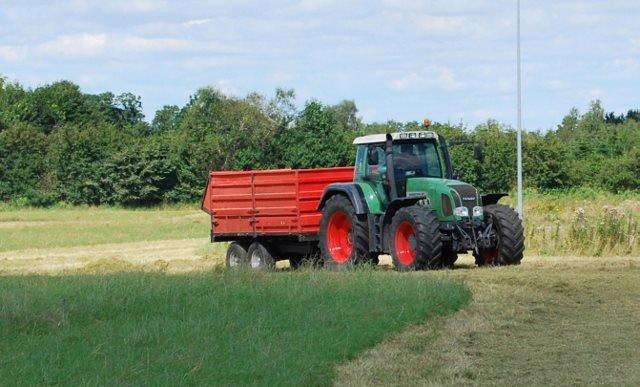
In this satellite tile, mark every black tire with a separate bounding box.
[368,253,380,266]
[389,206,443,271]
[319,195,370,270]
[475,204,525,266]
[226,241,250,268]
[442,247,458,269]
[246,241,276,270]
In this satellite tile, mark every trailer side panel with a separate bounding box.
[203,167,354,238]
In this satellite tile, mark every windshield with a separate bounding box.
[392,140,443,178]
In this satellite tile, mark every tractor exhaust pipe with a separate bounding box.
[385,133,398,200]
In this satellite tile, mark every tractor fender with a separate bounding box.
[380,195,426,248]
[317,183,368,214]
[481,193,508,206]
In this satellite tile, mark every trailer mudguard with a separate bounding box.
[481,193,508,206]
[317,183,368,214]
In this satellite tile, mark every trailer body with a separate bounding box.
[202,167,354,242]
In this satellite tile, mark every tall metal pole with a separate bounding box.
[516,0,523,219]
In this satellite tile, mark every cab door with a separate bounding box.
[355,144,390,211]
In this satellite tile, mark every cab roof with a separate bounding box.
[352,131,438,145]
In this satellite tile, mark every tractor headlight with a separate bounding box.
[453,206,469,217]
[472,206,483,218]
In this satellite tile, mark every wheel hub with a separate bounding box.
[395,221,417,266]
[326,211,353,264]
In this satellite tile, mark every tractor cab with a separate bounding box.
[353,131,450,203]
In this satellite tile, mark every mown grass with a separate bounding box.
[0,269,470,386]
[0,207,208,252]
[337,255,640,385]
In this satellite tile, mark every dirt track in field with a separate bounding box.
[0,238,218,275]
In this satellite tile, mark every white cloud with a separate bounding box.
[496,79,512,92]
[184,18,211,27]
[36,33,108,58]
[389,66,463,91]
[0,45,26,62]
[414,15,467,34]
[121,36,191,52]
[98,0,167,13]
[547,80,564,90]
[5,33,197,60]
[609,58,640,73]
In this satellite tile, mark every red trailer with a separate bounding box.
[202,166,354,268]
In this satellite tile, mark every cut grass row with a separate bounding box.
[0,269,470,385]
[0,207,208,252]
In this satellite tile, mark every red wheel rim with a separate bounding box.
[395,221,417,266]
[327,211,353,264]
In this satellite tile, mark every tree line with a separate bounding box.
[0,77,638,206]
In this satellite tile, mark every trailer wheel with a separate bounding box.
[319,195,370,270]
[475,204,525,266]
[226,241,249,268]
[390,206,443,271]
[247,241,276,270]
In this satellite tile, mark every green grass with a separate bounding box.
[0,269,470,385]
[0,207,208,252]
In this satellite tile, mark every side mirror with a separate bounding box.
[474,144,484,163]
[453,170,465,180]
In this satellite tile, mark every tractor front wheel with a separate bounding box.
[319,195,370,270]
[475,204,525,266]
[390,206,443,271]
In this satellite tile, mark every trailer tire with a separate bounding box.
[475,204,525,266]
[247,241,276,270]
[390,206,443,271]
[319,195,370,270]
[226,241,250,268]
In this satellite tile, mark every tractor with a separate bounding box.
[317,122,525,270]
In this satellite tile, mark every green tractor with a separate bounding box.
[317,123,525,270]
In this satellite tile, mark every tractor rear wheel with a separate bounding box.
[226,241,250,268]
[475,204,525,266]
[319,195,370,270]
[389,206,443,271]
[247,241,276,270]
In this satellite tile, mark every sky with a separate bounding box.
[1,0,638,130]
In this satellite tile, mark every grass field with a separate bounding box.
[1,193,639,385]
[0,270,469,385]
